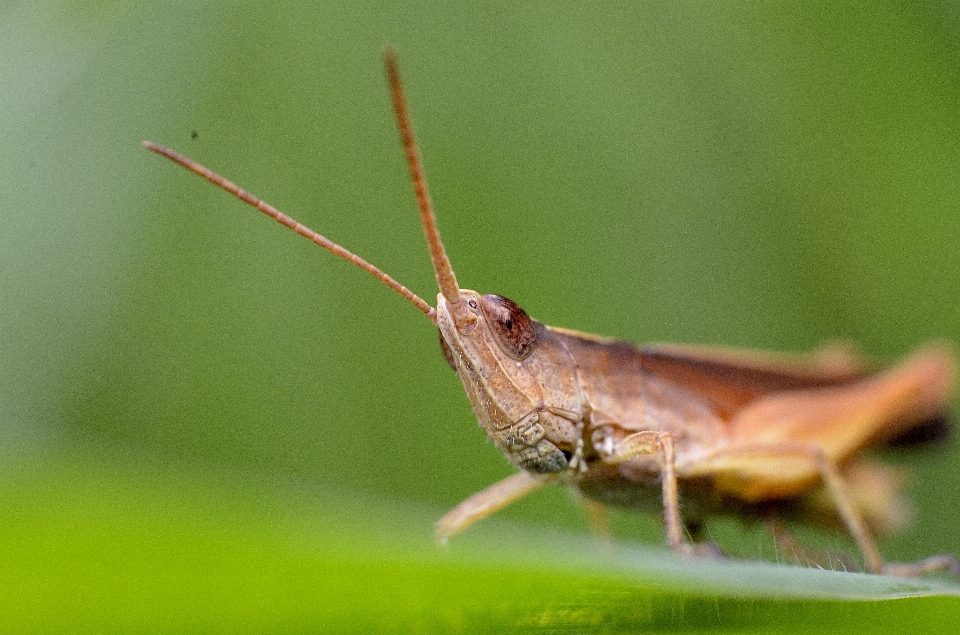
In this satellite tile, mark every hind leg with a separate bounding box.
[687,442,957,575]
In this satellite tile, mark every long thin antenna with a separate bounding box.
[142,141,437,322]
[384,48,462,305]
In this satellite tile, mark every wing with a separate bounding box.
[637,342,869,419]
[549,327,870,420]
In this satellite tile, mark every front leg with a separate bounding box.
[593,428,694,556]
[435,471,555,541]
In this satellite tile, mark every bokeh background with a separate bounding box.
[4,1,960,628]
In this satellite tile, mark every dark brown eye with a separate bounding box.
[479,294,537,360]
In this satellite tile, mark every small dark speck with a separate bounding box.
[190,130,199,140]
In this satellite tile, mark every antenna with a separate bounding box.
[384,48,462,305]
[142,140,437,322]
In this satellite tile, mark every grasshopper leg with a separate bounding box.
[686,442,958,575]
[685,442,885,571]
[599,430,722,558]
[881,555,960,577]
[811,446,886,573]
[573,491,614,541]
[435,471,554,541]
[766,515,858,571]
[814,450,959,576]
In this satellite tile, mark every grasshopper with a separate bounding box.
[145,50,958,576]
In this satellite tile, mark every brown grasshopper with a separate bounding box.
[145,50,958,576]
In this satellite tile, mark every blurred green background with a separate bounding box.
[4,1,960,631]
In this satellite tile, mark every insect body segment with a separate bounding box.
[145,49,958,576]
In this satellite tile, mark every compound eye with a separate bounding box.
[479,294,537,360]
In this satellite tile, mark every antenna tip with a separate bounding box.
[143,140,166,155]
[383,47,401,81]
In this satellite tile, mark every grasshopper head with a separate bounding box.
[145,52,588,477]
[435,290,584,474]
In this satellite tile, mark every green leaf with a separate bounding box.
[2,449,960,633]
